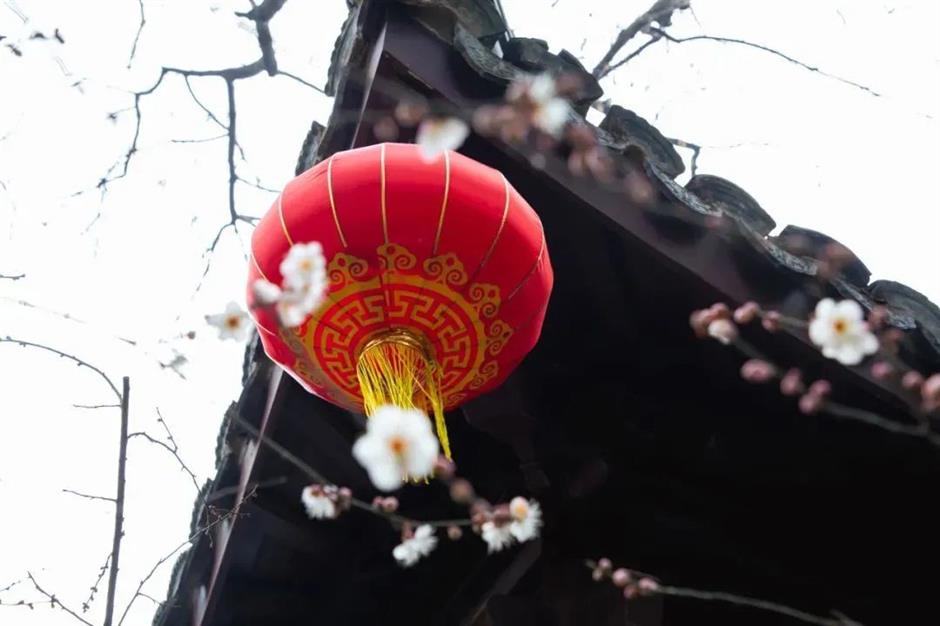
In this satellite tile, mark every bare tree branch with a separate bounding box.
[25,572,94,626]
[658,585,857,626]
[82,553,111,614]
[666,136,701,176]
[592,0,690,78]
[600,32,664,75]
[62,488,117,503]
[116,488,257,626]
[128,414,201,495]
[0,273,24,280]
[73,403,122,410]
[102,376,130,626]
[127,0,145,67]
[0,336,121,399]
[648,27,881,97]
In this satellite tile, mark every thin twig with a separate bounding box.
[127,0,145,67]
[25,572,94,626]
[593,0,690,78]
[0,337,121,399]
[666,136,701,176]
[0,273,24,280]
[82,553,111,614]
[73,403,122,410]
[116,488,256,626]
[128,431,201,494]
[649,27,881,97]
[102,376,130,626]
[62,488,117,503]
[659,585,851,626]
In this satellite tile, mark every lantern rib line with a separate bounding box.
[469,173,510,284]
[505,230,545,303]
[511,297,549,333]
[327,156,348,248]
[380,144,389,244]
[432,151,451,255]
[277,186,295,246]
[250,251,271,282]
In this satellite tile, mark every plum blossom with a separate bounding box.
[808,299,879,365]
[481,520,514,553]
[508,497,542,542]
[251,279,282,304]
[206,302,251,341]
[352,405,439,491]
[301,484,337,519]
[415,117,469,161]
[251,241,328,328]
[506,73,570,136]
[392,525,438,567]
[280,241,327,291]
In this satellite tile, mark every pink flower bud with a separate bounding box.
[902,371,924,391]
[612,568,632,588]
[446,525,463,540]
[733,301,761,324]
[867,306,889,331]
[690,309,712,338]
[779,368,805,396]
[870,361,894,380]
[708,303,732,320]
[808,380,832,398]
[380,497,399,513]
[433,456,456,480]
[740,359,777,383]
[707,319,738,345]
[799,393,824,415]
[623,584,638,599]
[449,479,475,505]
[637,578,660,595]
[922,374,940,412]
[761,311,781,333]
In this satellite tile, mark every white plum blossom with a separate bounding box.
[275,283,324,328]
[280,241,327,291]
[481,520,515,553]
[808,298,879,366]
[507,73,570,136]
[252,279,282,304]
[392,524,438,567]
[508,497,542,542]
[251,242,328,328]
[352,405,439,491]
[301,485,337,519]
[206,302,251,341]
[415,117,470,161]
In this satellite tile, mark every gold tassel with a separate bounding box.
[356,330,451,459]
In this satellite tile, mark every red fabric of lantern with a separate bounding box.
[248,143,552,425]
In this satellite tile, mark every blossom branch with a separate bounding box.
[691,303,940,448]
[586,559,857,625]
[230,414,473,529]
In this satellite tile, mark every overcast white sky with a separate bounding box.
[1,1,937,625]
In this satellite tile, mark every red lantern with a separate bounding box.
[248,143,553,457]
